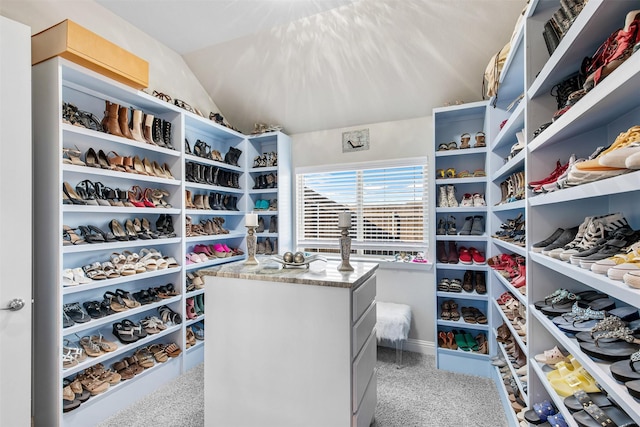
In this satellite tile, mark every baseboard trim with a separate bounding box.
[378,338,434,356]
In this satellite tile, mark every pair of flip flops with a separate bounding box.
[553,306,639,334]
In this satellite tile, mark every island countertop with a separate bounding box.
[199,258,378,289]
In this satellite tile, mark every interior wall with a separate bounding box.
[291,116,435,345]
[0,0,220,117]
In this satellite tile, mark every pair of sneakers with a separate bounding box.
[460,193,486,207]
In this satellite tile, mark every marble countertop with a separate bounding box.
[200,257,378,289]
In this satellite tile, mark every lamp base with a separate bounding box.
[337,260,354,272]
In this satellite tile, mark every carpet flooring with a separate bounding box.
[98,347,507,427]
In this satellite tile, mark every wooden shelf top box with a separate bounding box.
[31,19,149,90]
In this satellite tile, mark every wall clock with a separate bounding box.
[342,128,370,153]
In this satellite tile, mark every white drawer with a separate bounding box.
[352,329,376,410]
[352,275,376,323]
[353,302,376,357]
[352,369,377,427]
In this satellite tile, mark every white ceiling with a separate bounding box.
[97,0,526,135]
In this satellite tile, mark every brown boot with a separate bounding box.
[103,101,124,137]
[118,106,134,139]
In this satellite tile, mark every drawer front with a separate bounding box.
[352,329,376,410]
[352,275,376,323]
[352,369,377,427]
[353,302,376,357]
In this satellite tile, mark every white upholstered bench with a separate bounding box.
[376,302,411,368]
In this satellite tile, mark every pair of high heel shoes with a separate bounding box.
[63,146,174,180]
[63,181,171,208]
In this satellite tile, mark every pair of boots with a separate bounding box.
[438,185,458,208]
[256,237,277,255]
[102,101,173,149]
[458,216,485,236]
[257,216,278,233]
[224,147,243,167]
[437,241,458,264]
[186,295,204,319]
[462,270,487,294]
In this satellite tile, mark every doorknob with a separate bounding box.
[0,298,25,311]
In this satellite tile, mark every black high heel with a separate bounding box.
[75,180,99,206]
[93,182,112,207]
[88,224,117,242]
[109,219,129,241]
[123,219,139,240]
[140,217,159,239]
[185,138,192,154]
[78,225,105,243]
[132,218,151,240]
[62,182,88,205]
[156,214,167,237]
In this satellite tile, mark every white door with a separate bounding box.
[0,16,33,427]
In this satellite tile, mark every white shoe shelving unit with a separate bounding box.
[439,1,640,426]
[31,57,292,426]
[432,101,494,377]
[524,0,640,426]
[435,1,640,426]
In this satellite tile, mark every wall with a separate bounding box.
[291,116,436,350]
[0,0,219,117]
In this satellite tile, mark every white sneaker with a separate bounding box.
[473,193,486,207]
[460,193,473,207]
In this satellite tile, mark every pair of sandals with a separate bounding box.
[437,278,462,292]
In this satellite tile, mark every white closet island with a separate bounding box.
[202,259,378,427]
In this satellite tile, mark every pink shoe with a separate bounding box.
[470,247,486,265]
[213,243,227,258]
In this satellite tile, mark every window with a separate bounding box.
[296,158,428,256]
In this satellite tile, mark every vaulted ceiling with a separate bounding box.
[97,0,526,134]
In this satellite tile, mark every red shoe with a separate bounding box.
[458,246,472,264]
[470,247,486,264]
[527,160,568,188]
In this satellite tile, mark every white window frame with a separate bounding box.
[295,157,429,256]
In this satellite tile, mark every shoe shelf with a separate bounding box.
[490,102,525,152]
[186,288,205,297]
[185,208,245,216]
[492,199,525,212]
[185,181,244,193]
[62,322,181,378]
[436,290,488,302]
[184,255,245,271]
[436,346,490,360]
[528,0,637,99]
[491,365,523,427]
[491,270,526,305]
[185,315,205,327]
[528,170,640,207]
[62,238,181,254]
[186,339,205,353]
[63,267,181,296]
[435,263,489,271]
[435,207,488,214]
[437,318,490,332]
[492,26,525,111]
[530,309,640,425]
[63,205,182,215]
[434,147,488,158]
[496,342,528,402]
[186,232,245,243]
[62,124,182,158]
[249,165,279,173]
[491,238,526,257]
[528,52,640,153]
[493,150,525,182]
[491,301,527,354]
[62,295,182,337]
[529,252,640,304]
[185,153,243,172]
[435,234,486,241]
[63,164,180,186]
[248,188,279,195]
[62,354,182,422]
